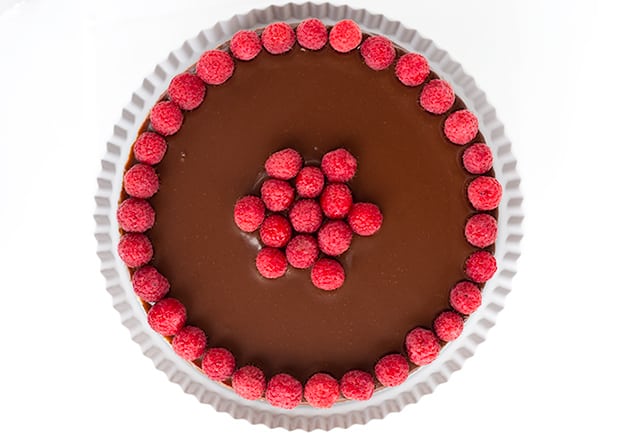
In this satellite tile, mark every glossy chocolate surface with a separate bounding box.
[136,42,490,380]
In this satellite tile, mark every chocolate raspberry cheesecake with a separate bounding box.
[116,18,502,409]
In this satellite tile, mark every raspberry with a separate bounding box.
[259,214,292,248]
[118,233,153,268]
[465,251,497,283]
[265,373,303,409]
[444,109,479,145]
[123,163,159,199]
[321,148,357,182]
[304,373,339,408]
[233,195,265,232]
[196,50,234,85]
[467,176,502,211]
[320,183,353,219]
[172,326,207,360]
[318,220,352,256]
[420,79,455,114]
[265,148,303,180]
[405,327,440,366]
[465,213,498,247]
[450,281,482,315]
[167,72,206,111]
[232,365,266,400]
[289,199,323,233]
[149,101,183,136]
[230,30,262,61]
[296,18,328,50]
[347,202,383,236]
[261,179,295,212]
[285,235,319,269]
[261,22,296,55]
[374,354,409,387]
[256,247,287,279]
[340,370,375,401]
[133,132,167,165]
[117,198,155,233]
[360,35,396,70]
[463,142,493,174]
[295,166,325,198]
[131,266,170,303]
[395,53,429,86]
[202,347,236,381]
[147,298,187,336]
[434,311,464,342]
[329,20,362,53]
[311,258,345,291]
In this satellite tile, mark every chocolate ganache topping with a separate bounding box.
[125,32,495,382]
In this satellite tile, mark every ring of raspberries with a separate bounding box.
[116,19,502,409]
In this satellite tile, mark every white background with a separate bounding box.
[1,0,639,431]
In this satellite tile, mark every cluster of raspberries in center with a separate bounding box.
[233,148,383,290]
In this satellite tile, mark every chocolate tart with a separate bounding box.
[96,4,522,429]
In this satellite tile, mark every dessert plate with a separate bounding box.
[95,2,523,430]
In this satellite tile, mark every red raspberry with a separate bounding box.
[405,327,440,366]
[296,18,328,50]
[463,142,493,174]
[230,30,262,61]
[444,109,479,145]
[123,163,159,199]
[118,233,153,268]
[321,148,357,182]
[133,132,167,165]
[318,220,352,256]
[233,195,265,232]
[256,247,287,279]
[360,35,396,71]
[340,370,375,401]
[465,251,497,283]
[172,325,207,361]
[434,311,464,342]
[289,199,323,233]
[168,72,206,111]
[196,50,234,85]
[232,365,266,400]
[420,79,455,114]
[467,176,502,211]
[265,373,303,409]
[264,148,303,180]
[285,235,319,269]
[295,166,325,198]
[202,347,236,381]
[450,281,482,315]
[304,373,339,408]
[320,183,353,219]
[347,202,383,236]
[149,101,183,136]
[374,354,409,387]
[311,258,345,291]
[147,298,186,336]
[131,265,170,303]
[261,179,295,212]
[259,214,292,248]
[261,22,296,55]
[329,19,362,53]
[395,53,429,86]
[117,198,155,233]
[465,213,498,247]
